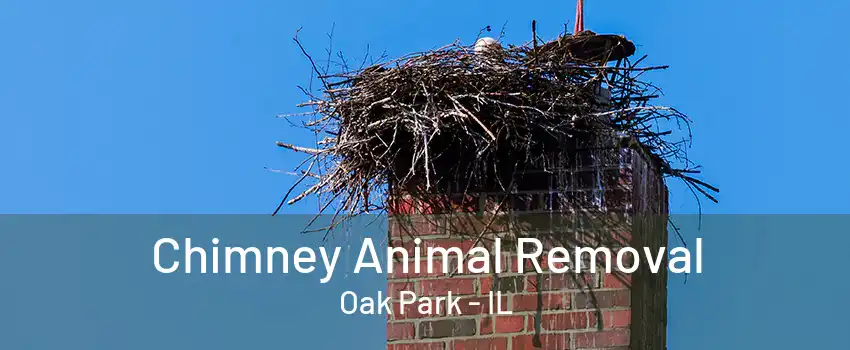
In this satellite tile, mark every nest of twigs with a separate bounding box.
[276,29,718,225]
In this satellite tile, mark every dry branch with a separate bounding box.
[277,28,717,235]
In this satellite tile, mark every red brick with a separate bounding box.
[480,316,494,335]
[480,275,525,294]
[386,157,667,348]
[419,278,476,296]
[419,319,477,338]
[511,255,535,273]
[600,310,631,329]
[512,293,569,312]
[480,315,526,334]
[511,334,570,350]
[603,272,631,289]
[389,216,442,237]
[493,315,525,333]
[388,281,416,299]
[419,195,477,214]
[389,224,405,237]
[388,218,418,238]
[573,290,630,310]
[534,312,591,331]
[387,342,445,350]
[450,337,508,350]
[387,197,417,216]
[611,231,632,245]
[573,330,630,348]
[526,274,558,292]
[387,322,415,341]
[411,194,482,214]
[480,277,493,294]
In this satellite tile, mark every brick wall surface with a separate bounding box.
[386,147,668,350]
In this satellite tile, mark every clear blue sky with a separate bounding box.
[3,0,850,215]
[1,0,848,349]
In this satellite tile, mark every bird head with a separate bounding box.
[473,37,501,55]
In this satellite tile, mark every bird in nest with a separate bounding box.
[471,37,507,68]
[474,37,501,54]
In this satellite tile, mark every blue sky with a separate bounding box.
[1,0,849,349]
[3,0,849,215]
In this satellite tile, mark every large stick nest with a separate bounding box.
[276,29,718,223]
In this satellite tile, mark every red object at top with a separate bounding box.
[574,0,585,33]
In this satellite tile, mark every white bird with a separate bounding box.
[474,37,501,55]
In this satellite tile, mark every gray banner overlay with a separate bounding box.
[0,215,846,349]
[0,215,388,349]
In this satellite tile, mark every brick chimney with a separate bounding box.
[385,138,669,350]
